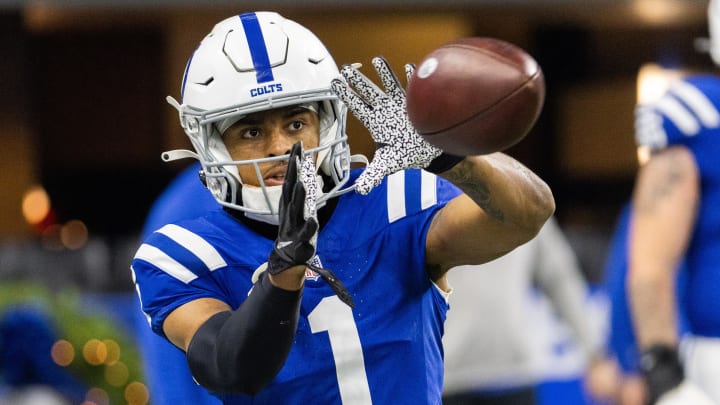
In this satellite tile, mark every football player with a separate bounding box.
[131,11,554,404]
[628,1,720,403]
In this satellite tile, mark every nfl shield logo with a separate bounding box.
[305,255,323,281]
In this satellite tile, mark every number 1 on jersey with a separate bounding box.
[308,295,372,404]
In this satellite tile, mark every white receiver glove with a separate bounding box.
[330,57,444,195]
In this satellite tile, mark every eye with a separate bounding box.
[288,120,304,131]
[242,127,261,139]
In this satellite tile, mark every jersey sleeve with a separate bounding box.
[131,222,234,338]
[635,75,720,152]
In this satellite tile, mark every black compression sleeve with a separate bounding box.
[186,272,302,394]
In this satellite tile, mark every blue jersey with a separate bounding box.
[138,162,222,405]
[635,74,720,337]
[132,169,460,404]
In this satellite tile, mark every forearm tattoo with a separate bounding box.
[442,160,505,221]
[635,152,688,214]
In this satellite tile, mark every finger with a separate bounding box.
[285,142,302,190]
[339,63,385,105]
[287,174,307,229]
[331,79,372,119]
[372,56,404,100]
[300,154,318,220]
[281,142,302,212]
[373,146,408,173]
[280,162,306,229]
[355,158,389,195]
[297,218,319,243]
[289,140,303,160]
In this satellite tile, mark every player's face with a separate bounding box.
[222,106,321,187]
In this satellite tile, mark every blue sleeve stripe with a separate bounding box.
[134,244,198,284]
[156,224,227,271]
[239,13,275,84]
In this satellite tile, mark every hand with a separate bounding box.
[585,356,621,403]
[266,142,355,307]
[330,57,444,195]
[267,142,319,275]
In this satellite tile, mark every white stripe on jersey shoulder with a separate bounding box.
[386,170,439,223]
[134,244,198,284]
[655,96,701,136]
[387,171,406,223]
[669,80,720,129]
[156,224,227,271]
[420,170,438,210]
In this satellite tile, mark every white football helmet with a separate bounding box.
[709,0,720,65]
[165,11,360,224]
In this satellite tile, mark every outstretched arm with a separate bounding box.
[426,152,554,284]
[330,56,554,284]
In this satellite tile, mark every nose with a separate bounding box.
[266,128,293,157]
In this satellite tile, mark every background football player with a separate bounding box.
[628,1,720,403]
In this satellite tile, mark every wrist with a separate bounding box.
[268,265,306,291]
[425,152,464,174]
[640,344,684,404]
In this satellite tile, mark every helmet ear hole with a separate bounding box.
[198,170,207,186]
[184,117,200,134]
[206,175,227,202]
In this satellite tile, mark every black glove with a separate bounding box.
[640,344,684,404]
[267,142,318,274]
[267,142,354,307]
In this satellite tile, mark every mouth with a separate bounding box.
[263,165,288,186]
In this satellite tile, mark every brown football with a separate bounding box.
[406,37,545,156]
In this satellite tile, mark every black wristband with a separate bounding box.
[640,344,684,405]
[425,152,464,174]
[186,273,302,394]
